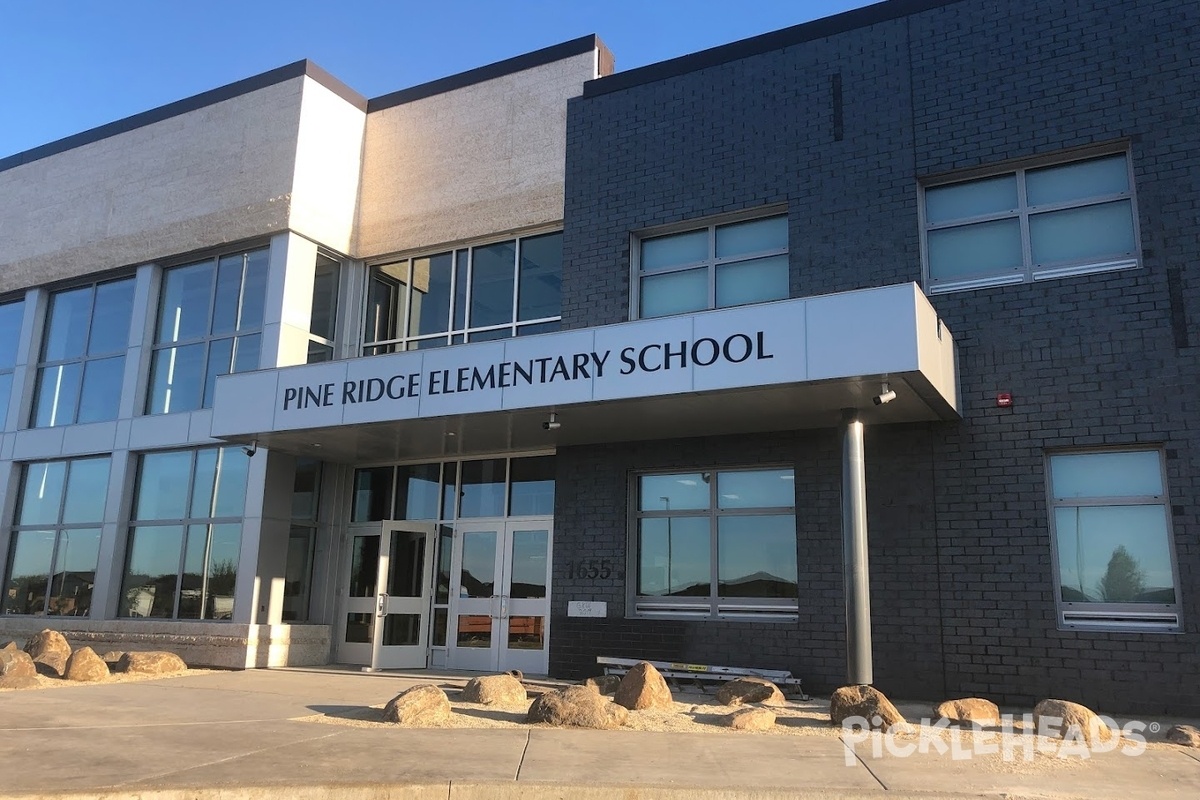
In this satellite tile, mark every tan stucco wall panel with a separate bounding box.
[356,50,595,258]
[0,79,307,292]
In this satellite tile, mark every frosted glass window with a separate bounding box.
[1027,155,1129,206]
[715,255,789,308]
[925,175,1018,224]
[640,269,708,318]
[1029,201,1135,265]
[1050,451,1162,498]
[927,219,1023,280]
[717,469,795,509]
[716,216,788,258]
[642,230,708,271]
[640,473,710,512]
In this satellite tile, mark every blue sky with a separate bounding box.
[0,0,871,160]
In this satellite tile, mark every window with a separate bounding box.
[922,151,1139,292]
[631,468,797,618]
[148,248,268,414]
[633,214,788,319]
[364,231,561,354]
[0,299,25,428]
[283,458,321,622]
[350,455,554,522]
[306,254,339,363]
[2,456,110,617]
[1047,449,1180,631]
[33,277,135,427]
[120,446,249,620]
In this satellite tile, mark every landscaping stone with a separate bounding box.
[723,707,776,731]
[526,685,629,729]
[716,676,787,707]
[23,629,71,678]
[0,646,36,679]
[101,651,125,668]
[582,674,621,695]
[116,651,187,675]
[65,647,109,683]
[934,697,1000,726]
[460,673,527,706]
[1166,724,1200,748]
[1032,699,1113,745]
[0,674,40,690]
[382,684,451,725]
[613,662,673,710]
[829,685,906,731]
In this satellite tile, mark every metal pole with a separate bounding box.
[841,408,873,686]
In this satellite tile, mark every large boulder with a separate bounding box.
[829,685,907,731]
[116,651,187,675]
[460,674,527,706]
[934,697,1000,726]
[0,645,37,679]
[723,707,777,731]
[382,684,451,725]
[613,662,674,711]
[23,629,71,678]
[582,674,621,696]
[1032,699,1113,745]
[0,674,40,690]
[716,677,787,707]
[65,647,109,683]
[1166,724,1200,748]
[526,685,629,729]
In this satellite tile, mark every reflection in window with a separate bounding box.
[307,254,339,363]
[633,468,797,618]
[284,459,321,622]
[0,299,24,429]
[34,278,134,427]
[1048,449,1180,630]
[364,232,562,353]
[148,248,267,413]
[120,446,248,620]
[1,456,110,617]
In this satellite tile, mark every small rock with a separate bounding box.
[116,651,187,675]
[460,674,527,706]
[724,707,776,731]
[934,697,1000,726]
[507,669,523,681]
[613,662,673,710]
[526,685,629,729]
[0,647,36,679]
[101,651,125,667]
[582,674,621,695]
[65,647,109,683]
[382,684,451,725]
[1032,699,1113,745]
[24,630,71,678]
[829,685,907,731]
[0,674,40,690]
[716,677,787,707]
[1165,724,1200,748]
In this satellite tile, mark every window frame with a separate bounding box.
[0,296,26,431]
[363,229,562,354]
[32,275,136,427]
[626,465,799,621]
[1045,447,1182,633]
[146,245,269,414]
[919,145,1141,294]
[305,252,341,364]
[629,207,790,321]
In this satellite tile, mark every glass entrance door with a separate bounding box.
[449,519,552,674]
[337,522,435,670]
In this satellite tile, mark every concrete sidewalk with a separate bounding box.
[0,669,1197,799]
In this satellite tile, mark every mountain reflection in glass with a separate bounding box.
[717,515,798,598]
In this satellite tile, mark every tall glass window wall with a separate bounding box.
[306,254,339,363]
[34,277,135,426]
[120,446,249,620]
[2,456,110,617]
[148,248,268,414]
[0,299,25,427]
[364,232,561,354]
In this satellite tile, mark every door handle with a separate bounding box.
[376,593,389,617]
[500,595,510,620]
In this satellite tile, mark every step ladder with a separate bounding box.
[597,656,809,700]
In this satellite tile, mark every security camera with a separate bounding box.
[872,389,897,406]
[542,413,560,431]
[242,440,258,457]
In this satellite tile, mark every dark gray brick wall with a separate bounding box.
[555,0,1200,715]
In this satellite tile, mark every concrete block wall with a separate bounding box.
[557,0,1200,713]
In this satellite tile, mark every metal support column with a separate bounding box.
[841,408,873,686]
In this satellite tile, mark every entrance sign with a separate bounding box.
[212,284,956,436]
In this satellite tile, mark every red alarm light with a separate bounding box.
[996,392,1013,408]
